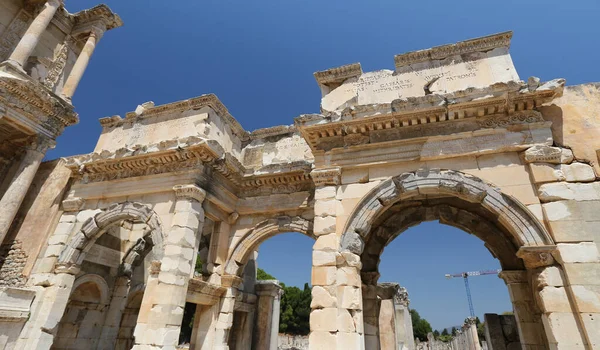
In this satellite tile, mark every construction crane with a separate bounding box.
[445,269,501,318]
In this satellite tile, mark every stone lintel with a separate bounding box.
[394,31,513,69]
[186,278,227,305]
[376,282,400,300]
[255,280,283,297]
[173,184,206,203]
[517,245,557,269]
[314,62,362,87]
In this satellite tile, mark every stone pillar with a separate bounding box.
[0,136,54,245]
[190,302,220,350]
[132,184,206,349]
[97,276,131,350]
[310,168,364,350]
[253,280,283,350]
[465,317,481,350]
[6,0,62,68]
[499,270,548,349]
[362,283,380,350]
[61,26,104,100]
[394,287,414,350]
[213,275,241,350]
[13,272,76,349]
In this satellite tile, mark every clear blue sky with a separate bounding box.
[58,0,600,331]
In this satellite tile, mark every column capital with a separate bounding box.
[26,135,55,153]
[173,184,206,203]
[516,245,557,269]
[498,270,528,284]
[255,280,283,297]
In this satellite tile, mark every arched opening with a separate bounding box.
[53,275,109,349]
[50,202,164,350]
[189,216,314,350]
[339,170,557,350]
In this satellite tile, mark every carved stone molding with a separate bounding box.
[72,4,123,32]
[394,287,410,307]
[173,184,206,203]
[394,31,512,68]
[43,39,69,89]
[61,197,85,212]
[227,212,239,224]
[311,167,341,187]
[314,62,362,86]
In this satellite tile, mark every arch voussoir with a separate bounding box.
[340,169,554,254]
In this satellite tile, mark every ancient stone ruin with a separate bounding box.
[0,0,600,349]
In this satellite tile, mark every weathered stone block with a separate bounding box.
[556,242,600,264]
[342,168,369,185]
[311,286,336,308]
[563,163,596,182]
[315,187,336,200]
[314,216,336,235]
[536,266,565,287]
[312,266,336,286]
[336,331,362,350]
[563,263,600,286]
[571,285,600,313]
[308,331,336,350]
[538,182,600,202]
[542,312,586,348]
[313,251,337,266]
[310,308,337,332]
[537,286,572,312]
[314,200,338,217]
[336,267,361,287]
[313,233,338,251]
[337,286,362,309]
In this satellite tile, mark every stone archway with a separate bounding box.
[224,215,314,276]
[56,202,164,274]
[311,169,573,350]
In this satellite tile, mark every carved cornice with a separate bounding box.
[123,94,249,141]
[311,167,341,187]
[0,73,78,136]
[394,31,512,69]
[249,125,296,140]
[295,80,563,152]
[314,63,362,86]
[72,4,123,32]
[173,184,207,203]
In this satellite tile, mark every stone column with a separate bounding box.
[394,287,414,350]
[465,317,481,350]
[253,280,283,350]
[0,136,54,245]
[362,283,380,350]
[499,270,548,349]
[190,302,220,350]
[61,26,105,100]
[6,0,63,68]
[132,184,206,349]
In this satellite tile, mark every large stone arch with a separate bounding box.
[224,216,314,276]
[340,169,554,256]
[56,201,164,273]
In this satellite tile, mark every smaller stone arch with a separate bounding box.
[71,274,110,306]
[56,202,164,273]
[224,216,314,276]
[340,169,554,254]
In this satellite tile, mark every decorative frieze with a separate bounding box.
[43,39,70,89]
[0,10,31,62]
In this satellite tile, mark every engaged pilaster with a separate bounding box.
[6,0,63,69]
[0,136,55,244]
[61,25,105,100]
[132,184,206,349]
[253,280,284,350]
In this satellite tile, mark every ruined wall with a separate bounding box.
[484,314,520,350]
[242,130,313,170]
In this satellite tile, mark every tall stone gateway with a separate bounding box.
[0,5,599,348]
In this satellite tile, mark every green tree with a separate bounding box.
[441,328,449,336]
[410,309,433,341]
[451,326,457,335]
[279,283,311,335]
[257,268,276,280]
[433,330,440,338]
